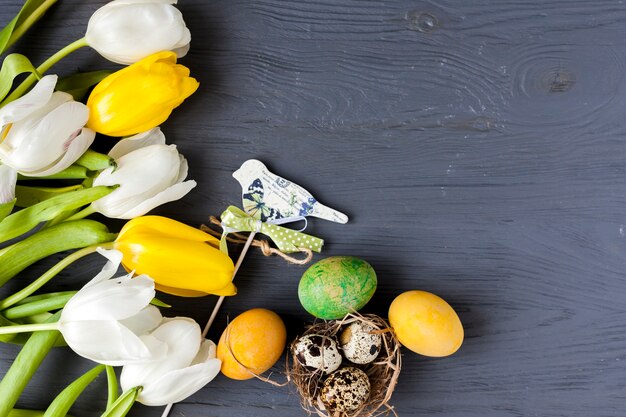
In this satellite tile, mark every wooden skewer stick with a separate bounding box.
[202,231,256,337]
[160,231,257,417]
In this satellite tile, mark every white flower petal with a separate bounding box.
[191,339,217,365]
[150,318,202,366]
[108,127,166,160]
[175,154,188,183]
[139,332,169,360]
[119,305,163,335]
[0,92,72,168]
[0,165,17,204]
[171,40,190,59]
[0,75,57,126]
[106,0,178,8]
[92,144,195,219]
[10,92,73,136]
[134,359,221,406]
[116,180,196,219]
[81,248,124,288]
[62,275,155,321]
[23,128,95,177]
[121,318,201,391]
[94,144,180,195]
[59,320,162,366]
[86,2,189,65]
[2,99,91,174]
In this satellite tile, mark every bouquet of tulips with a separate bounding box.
[0,1,236,415]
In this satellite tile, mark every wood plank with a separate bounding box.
[1,0,626,416]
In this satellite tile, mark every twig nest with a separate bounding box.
[287,313,402,417]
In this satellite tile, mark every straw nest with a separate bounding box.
[286,313,402,417]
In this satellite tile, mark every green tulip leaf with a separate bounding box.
[3,292,75,320]
[0,199,15,222]
[13,291,77,306]
[0,0,58,55]
[100,387,139,417]
[106,366,119,410]
[14,312,51,324]
[43,365,105,417]
[0,312,61,417]
[150,298,171,308]
[0,219,117,287]
[0,185,115,243]
[17,166,89,181]
[9,409,72,417]
[56,70,112,101]
[0,54,38,102]
[15,185,83,207]
[8,410,45,417]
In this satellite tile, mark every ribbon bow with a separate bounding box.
[219,206,324,254]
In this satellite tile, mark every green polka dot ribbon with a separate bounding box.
[219,206,324,254]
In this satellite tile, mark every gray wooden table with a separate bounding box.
[1,0,626,416]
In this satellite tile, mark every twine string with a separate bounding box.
[201,216,313,265]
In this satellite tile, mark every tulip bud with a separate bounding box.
[58,249,167,366]
[0,75,95,176]
[86,51,198,137]
[120,318,221,406]
[114,216,236,297]
[86,0,191,65]
[91,128,196,219]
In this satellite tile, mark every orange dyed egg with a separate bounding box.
[388,290,463,357]
[217,308,287,380]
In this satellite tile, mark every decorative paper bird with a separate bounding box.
[232,159,348,224]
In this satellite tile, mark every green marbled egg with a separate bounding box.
[298,256,377,319]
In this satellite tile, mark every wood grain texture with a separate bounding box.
[2,0,626,416]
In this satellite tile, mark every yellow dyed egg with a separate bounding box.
[217,308,287,380]
[388,290,463,357]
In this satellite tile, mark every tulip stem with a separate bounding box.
[0,242,114,310]
[65,205,96,221]
[1,37,88,105]
[0,322,58,335]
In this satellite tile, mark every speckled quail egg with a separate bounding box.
[340,321,382,364]
[320,367,371,413]
[293,334,342,374]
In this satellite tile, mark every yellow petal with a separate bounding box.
[115,234,234,295]
[118,216,219,245]
[86,51,197,137]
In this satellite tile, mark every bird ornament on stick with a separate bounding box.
[232,159,349,224]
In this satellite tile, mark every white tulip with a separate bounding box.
[86,0,191,65]
[91,127,196,219]
[0,164,16,204]
[120,317,221,406]
[58,249,167,366]
[0,75,95,177]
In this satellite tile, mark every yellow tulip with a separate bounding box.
[114,216,235,297]
[86,51,199,137]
